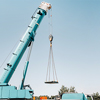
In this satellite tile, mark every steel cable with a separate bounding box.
[45,8,58,83]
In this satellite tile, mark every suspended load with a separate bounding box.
[45,34,58,84]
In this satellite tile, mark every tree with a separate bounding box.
[95,92,99,96]
[59,85,69,98]
[93,92,99,96]
[92,92,100,100]
[69,86,76,93]
[59,85,69,95]
[59,85,77,98]
[50,96,55,99]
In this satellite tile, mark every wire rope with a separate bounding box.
[51,46,55,81]
[51,8,53,35]
[45,8,58,83]
[46,46,51,81]
[51,48,58,81]
[26,41,33,61]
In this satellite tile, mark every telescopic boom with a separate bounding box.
[0,2,51,99]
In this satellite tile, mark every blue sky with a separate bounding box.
[0,0,100,96]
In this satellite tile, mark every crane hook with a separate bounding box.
[49,34,53,47]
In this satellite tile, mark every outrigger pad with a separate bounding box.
[45,81,58,84]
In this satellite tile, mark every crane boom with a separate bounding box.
[0,2,51,100]
[0,2,51,84]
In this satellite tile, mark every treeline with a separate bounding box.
[58,85,77,98]
[92,92,100,100]
[59,85,100,100]
[34,85,100,100]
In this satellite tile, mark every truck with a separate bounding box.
[62,93,93,100]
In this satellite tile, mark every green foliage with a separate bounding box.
[50,96,55,99]
[93,92,99,96]
[59,85,76,96]
[69,86,76,93]
[34,88,100,100]
[92,92,100,100]
[59,85,69,95]
[58,85,76,98]
[87,97,92,100]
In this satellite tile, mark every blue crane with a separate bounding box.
[0,2,51,100]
